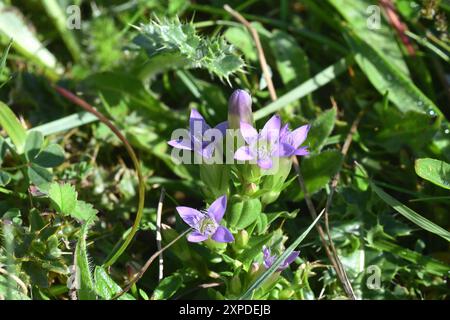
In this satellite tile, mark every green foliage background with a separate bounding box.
[0,0,449,300]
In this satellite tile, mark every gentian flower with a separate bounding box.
[176,195,234,243]
[279,123,310,157]
[234,115,295,169]
[228,89,253,130]
[262,246,299,271]
[168,109,227,159]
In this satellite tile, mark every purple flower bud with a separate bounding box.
[228,89,253,130]
[262,246,299,271]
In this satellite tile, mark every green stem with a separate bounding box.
[55,86,145,268]
[0,186,28,199]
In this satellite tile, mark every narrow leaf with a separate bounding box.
[0,101,27,153]
[370,182,450,242]
[75,216,96,300]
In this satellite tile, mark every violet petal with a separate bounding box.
[239,122,258,144]
[207,195,227,223]
[234,146,254,161]
[176,206,202,228]
[187,231,208,243]
[211,226,234,243]
[290,124,310,148]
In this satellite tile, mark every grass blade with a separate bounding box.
[368,239,450,276]
[41,0,82,62]
[0,2,61,78]
[370,182,450,242]
[32,112,98,137]
[254,58,348,120]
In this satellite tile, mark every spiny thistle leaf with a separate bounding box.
[133,17,245,82]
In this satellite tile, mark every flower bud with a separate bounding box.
[228,89,253,130]
[229,274,242,295]
[235,229,249,249]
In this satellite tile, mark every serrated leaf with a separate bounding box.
[24,130,44,161]
[48,182,77,216]
[134,18,244,80]
[415,158,450,190]
[33,144,65,168]
[72,200,98,222]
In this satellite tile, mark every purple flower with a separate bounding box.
[234,115,296,169]
[228,89,253,130]
[168,109,227,158]
[176,195,234,243]
[262,246,299,271]
[279,123,310,157]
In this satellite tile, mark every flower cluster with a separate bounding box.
[168,90,310,170]
[168,89,310,278]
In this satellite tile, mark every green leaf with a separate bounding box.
[0,136,6,165]
[24,130,44,161]
[289,150,342,199]
[308,108,337,152]
[370,182,450,242]
[48,182,78,216]
[269,29,311,88]
[415,158,450,190]
[0,2,61,78]
[224,27,257,61]
[368,238,450,276]
[32,144,65,168]
[94,266,134,300]
[72,200,98,222]
[27,163,53,187]
[134,17,244,81]
[0,170,11,186]
[0,100,27,153]
[345,32,444,118]
[75,216,96,300]
[40,0,81,62]
[32,112,98,137]
[240,211,324,300]
[229,198,262,230]
[0,39,12,85]
[328,0,410,76]
[152,274,183,300]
